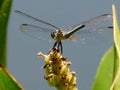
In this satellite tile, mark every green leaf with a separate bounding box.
[0,65,23,90]
[110,5,120,90]
[92,4,120,90]
[92,47,114,90]
[0,0,12,66]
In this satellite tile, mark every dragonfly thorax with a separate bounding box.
[51,30,65,42]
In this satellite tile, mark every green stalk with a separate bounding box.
[0,0,12,67]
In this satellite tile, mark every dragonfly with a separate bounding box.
[15,10,112,53]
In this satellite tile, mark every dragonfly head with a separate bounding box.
[51,30,64,41]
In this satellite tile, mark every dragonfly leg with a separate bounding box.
[60,42,63,54]
[48,41,58,54]
[58,41,63,54]
[53,41,57,49]
[52,41,62,54]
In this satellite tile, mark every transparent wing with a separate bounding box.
[65,14,112,31]
[15,10,60,29]
[64,14,113,44]
[20,24,54,41]
[15,10,61,41]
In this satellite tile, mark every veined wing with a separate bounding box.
[15,10,60,29]
[20,24,55,41]
[65,14,112,33]
[64,14,113,44]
